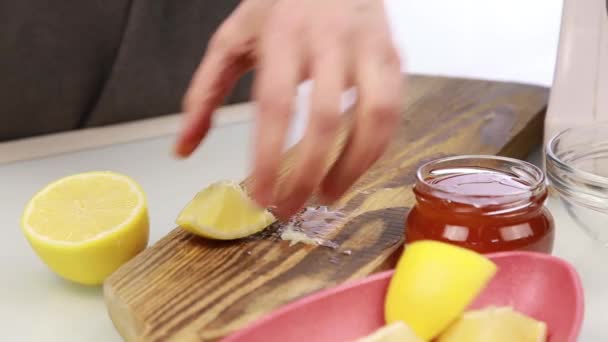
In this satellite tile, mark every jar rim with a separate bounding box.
[415,155,546,211]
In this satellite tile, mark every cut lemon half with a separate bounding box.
[437,306,547,342]
[176,180,276,240]
[385,240,497,340]
[21,171,149,285]
[356,321,423,342]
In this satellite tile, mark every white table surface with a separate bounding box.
[4,0,607,341]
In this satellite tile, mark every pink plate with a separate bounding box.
[222,251,584,342]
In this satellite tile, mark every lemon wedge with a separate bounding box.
[21,171,149,285]
[356,321,423,342]
[176,180,276,240]
[385,240,497,340]
[437,306,547,342]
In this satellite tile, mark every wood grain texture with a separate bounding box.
[104,75,549,342]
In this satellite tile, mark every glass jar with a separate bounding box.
[546,122,608,245]
[406,155,555,254]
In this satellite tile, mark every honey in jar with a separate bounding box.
[406,155,554,254]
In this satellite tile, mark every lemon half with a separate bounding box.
[437,306,547,342]
[21,171,149,285]
[385,240,497,340]
[176,180,276,240]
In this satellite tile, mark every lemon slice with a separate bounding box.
[176,180,276,240]
[437,306,547,342]
[356,321,423,342]
[21,171,149,285]
[385,240,497,340]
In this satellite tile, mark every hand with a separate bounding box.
[175,0,404,218]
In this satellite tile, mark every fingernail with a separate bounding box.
[319,180,342,204]
[253,189,272,209]
[273,197,303,220]
[172,143,184,158]
[318,193,336,206]
[172,143,189,159]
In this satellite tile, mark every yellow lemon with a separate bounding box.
[176,180,276,240]
[356,321,424,342]
[21,171,149,286]
[437,306,547,342]
[385,240,497,340]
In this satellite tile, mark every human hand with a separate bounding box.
[175,0,404,218]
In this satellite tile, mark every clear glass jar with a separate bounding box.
[546,122,608,245]
[406,155,554,254]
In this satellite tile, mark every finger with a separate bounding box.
[174,35,249,158]
[250,26,302,208]
[275,52,345,218]
[320,49,403,202]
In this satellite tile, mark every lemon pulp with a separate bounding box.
[437,306,547,342]
[176,180,276,240]
[21,171,149,285]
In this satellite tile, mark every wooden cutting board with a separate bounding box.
[104,75,548,342]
